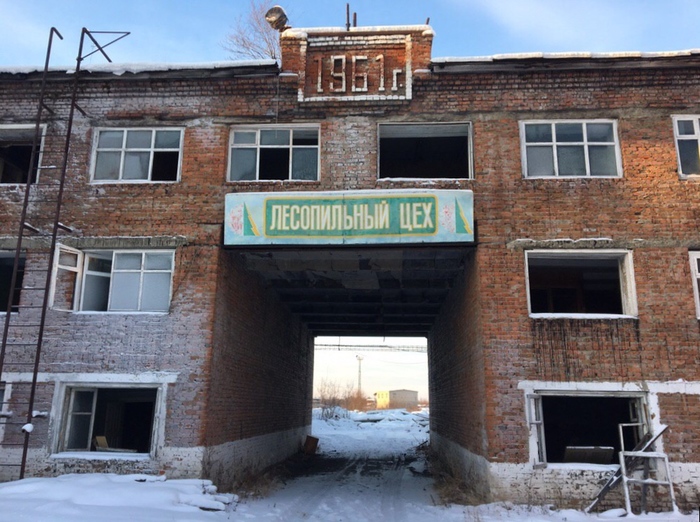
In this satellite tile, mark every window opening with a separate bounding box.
[52,246,174,313]
[229,127,319,181]
[526,251,635,316]
[521,120,621,178]
[673,116,700,176]
[0,253,25,313]
[688,252,700,318]
[62,387,157,453]
[379,123,471,179]
[0,127,40,184]
[529,395,646,465]
[92,129,181,182]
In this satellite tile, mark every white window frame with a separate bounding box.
[228,125,320,182]
[51,245,174,313]
[90,128,183,183]
[520,120,622,178]
[672,115,700,178]
[689,252,700,318]
[0,124,46,184]
[525,249,638,318]
[377,122,473,180]
[525,389,650,467]
[57,384,162,455]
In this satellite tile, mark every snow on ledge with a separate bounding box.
[0,60,278,76]
[530,313,637,320]
[432,48,700,64]
[282,25,434,39]
[51,451,152,461]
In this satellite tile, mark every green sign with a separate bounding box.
[224,190,473,245]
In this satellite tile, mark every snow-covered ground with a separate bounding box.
[0,408,696,521]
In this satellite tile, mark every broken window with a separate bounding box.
[0,253,25,313]
[521,120,621,178]
[92,129,182,182]
[229,127,319,181]
[379,123,472,179]
[526,250,637,316]
[527,393,648,465]
[0,126,41,184]
[61,387,158,453]
[51,246,174,313]
[673,116,700,176]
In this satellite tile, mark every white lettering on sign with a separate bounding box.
[314,54,404,95]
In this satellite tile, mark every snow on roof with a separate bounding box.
[432,49,700,64]
[0,60,278,76]
[282,24,434,39]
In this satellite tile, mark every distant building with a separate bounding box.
[375,390,418,410]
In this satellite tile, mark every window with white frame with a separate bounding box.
[521,120,621,178]
[673,116,700,176]
[527,393,648,465]
[526,250,637,317]
[51,247,174,312]
[0,252,25,313]
[92,128,182,182]
[379,123,472,179]
[229,127,319,181]
[0,125,43,184]
[60,386,158,453]
[689,252,700,318]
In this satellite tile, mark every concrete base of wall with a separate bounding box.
[431,433,700,511]
[430,431,492,502]
[203,425,310,492]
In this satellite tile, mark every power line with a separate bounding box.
[315,344,426,353]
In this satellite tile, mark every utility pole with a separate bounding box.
[356,354,364,394]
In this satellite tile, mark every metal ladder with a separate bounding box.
[618,423,679,516]
[0,27,129,482]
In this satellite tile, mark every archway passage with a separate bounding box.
[237,245,471,336]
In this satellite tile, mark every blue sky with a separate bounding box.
[1,0,700,67]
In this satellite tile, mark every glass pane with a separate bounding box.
[555,123,583,143]
[66,414,91,450]
[145,253,173,270]
[526,146,554,177]
[587,123,614,142]
[141,273,171,311]
[94,151,121,180]
[557,146,586,176]
[82,273,110,311]
[589,145,618,176]
[292,129,319,146]
[72,390,95,413]
[123,152,150,180]
[230,148,257,181]
[291,148,318,180]
[154,130,181,149]
[525,124,552,143]
[97,130,123,148]
[114,253,142,270]
[110,272,140,310]
[260,129,290,145]
[679,139,700,174]
[233,131,256,145]
[677,120,695,136]
[87,256,112,273]
[126,130,152,148]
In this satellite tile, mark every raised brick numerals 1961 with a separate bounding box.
[314,55,404,94]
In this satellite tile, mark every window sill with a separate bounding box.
[89,180,180,184]
[51,451,152,461]
[529,313,637,320]
[536,462,619,472]
[70,311,169,315]
[227,179,320,183]
[523,175,622,180]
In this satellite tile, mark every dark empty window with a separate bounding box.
[62,387,157,453]
[0,254,25,313]
[93,129,181,182]
[229,128,319,181]
[527,253,633,315]
[532,395,646,465]
[0,127,38,184]
[379,123,471,179]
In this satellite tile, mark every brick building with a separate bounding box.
[1,19,699,511]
